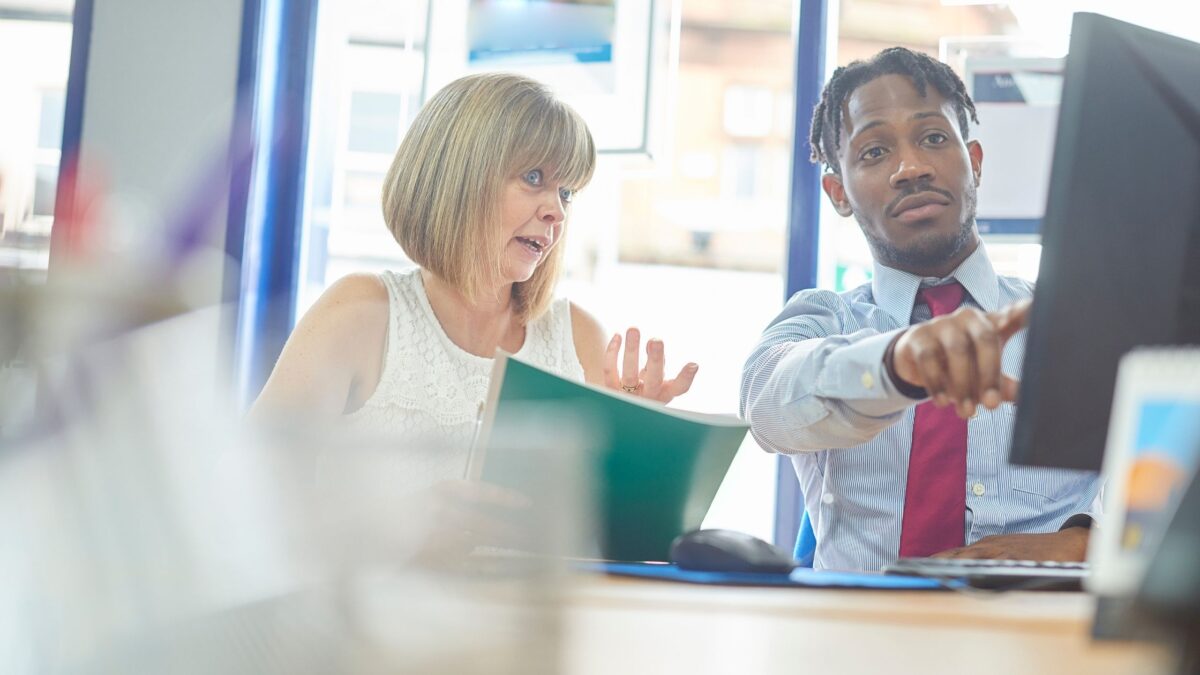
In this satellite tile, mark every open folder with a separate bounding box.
[467,352,749,562]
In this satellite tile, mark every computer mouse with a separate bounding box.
[670,528,797,574]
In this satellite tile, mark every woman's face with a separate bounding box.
[497,167,573,285]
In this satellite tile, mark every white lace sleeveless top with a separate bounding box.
[343,268,585,480]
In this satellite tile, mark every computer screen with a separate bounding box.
[1010,12,1200,471]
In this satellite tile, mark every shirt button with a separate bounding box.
[972,482,986,497]
[861,372,875,389]
[821,493,835,505]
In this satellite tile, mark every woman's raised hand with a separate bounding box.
[602,327,698,405]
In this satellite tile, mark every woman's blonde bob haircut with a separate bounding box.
[382,72,596,322]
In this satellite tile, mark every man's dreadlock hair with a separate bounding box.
[810,47,979,174]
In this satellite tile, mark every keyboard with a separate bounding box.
[883,557,1090,590]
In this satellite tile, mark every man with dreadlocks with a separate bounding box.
[740,47,1100,572]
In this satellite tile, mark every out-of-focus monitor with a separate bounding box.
[1010,12,1200,471]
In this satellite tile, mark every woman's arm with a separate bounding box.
[569,302,609,387]
[248,273,390,421]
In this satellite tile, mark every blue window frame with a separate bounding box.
[777,0,829,552]
[225,0,320,405]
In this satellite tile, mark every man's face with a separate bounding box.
[822,74,984,277]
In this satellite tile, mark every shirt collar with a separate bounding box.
[870,242,1000,326]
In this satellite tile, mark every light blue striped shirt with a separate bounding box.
[740,245,1102,571]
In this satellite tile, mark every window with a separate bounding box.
[347,91,405,154]
[37,88,66,150]
[296,7,428,312]
[721,143,760,200]
[32,163,57,218]
[295,0,796,542]
[293,0,1200,546]
[823,0,1200,292]
[0,4,73,279]
[722,84,774,138]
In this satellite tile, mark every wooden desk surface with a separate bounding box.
[560,574,1172,674]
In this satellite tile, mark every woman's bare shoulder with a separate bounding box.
[569,302,605,340]
[301,272,392,362]
[569,302,608,385]
[318,272,390,314]
[249,273,393,419]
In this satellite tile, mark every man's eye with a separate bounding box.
[558,187,574,204]
[523,169,543,186]
[925,132,948,145]
[860,147,886,161]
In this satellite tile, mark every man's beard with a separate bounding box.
[860,185,977,272]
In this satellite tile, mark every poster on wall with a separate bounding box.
[425,0,654,153]
[963,56,1063,238]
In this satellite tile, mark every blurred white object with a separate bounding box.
[0,307,590,673]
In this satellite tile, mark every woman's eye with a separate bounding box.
[523,169,543,186]
[558,187,574,204]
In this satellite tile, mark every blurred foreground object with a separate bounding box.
[1,307,593,674]
[0,138,592,673]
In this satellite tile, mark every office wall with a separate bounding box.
[77,0,244,307]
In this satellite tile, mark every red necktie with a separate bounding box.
[899,281,968,558]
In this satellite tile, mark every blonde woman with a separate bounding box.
[252,73,697,481]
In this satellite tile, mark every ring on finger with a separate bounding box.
[621,380,643,394]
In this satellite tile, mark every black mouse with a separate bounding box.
[670,528,797,574]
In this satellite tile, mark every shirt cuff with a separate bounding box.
[883,330,928,399]
[816,328,927,417]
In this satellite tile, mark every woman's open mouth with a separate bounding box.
[515,236,548,255]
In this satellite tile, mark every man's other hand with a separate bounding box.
[931,526,1089,562]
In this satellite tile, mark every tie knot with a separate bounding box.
[919,281,965,317]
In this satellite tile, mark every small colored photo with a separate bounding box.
[1121,401,1200,552]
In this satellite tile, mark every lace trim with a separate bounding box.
[346,269,584,430]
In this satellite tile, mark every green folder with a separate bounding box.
[468,353,748,562]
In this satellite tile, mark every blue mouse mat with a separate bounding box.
[579,561,956,590]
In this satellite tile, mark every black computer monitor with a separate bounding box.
[1010,12,1200,471]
